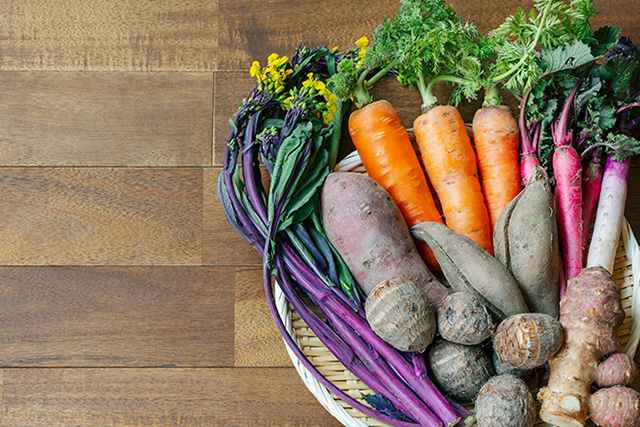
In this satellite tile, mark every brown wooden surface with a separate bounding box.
[0,1,638,426]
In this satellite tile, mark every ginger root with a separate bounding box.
[538,267,625,427]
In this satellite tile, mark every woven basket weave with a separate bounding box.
[274,151,640,427]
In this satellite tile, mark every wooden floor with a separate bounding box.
[0,1,638,426]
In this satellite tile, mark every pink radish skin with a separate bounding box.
[581,149,603,258]
[553,145,584,282]
[520,153,542,186]
[587,155,631,274]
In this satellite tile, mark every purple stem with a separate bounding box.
[262,264,421,427]
[321,293,460,427]
[273,256,421,423]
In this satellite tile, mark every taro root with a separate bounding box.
[365,277,436,353]
[493,165,559,317]
[491,351,532,379]
[425,339,494,401]
[475,374,536,427]
[437,292,495,345]
[493,312,564,370]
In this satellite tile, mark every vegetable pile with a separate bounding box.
[218,0,640,426]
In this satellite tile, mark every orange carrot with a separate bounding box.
[414,105,493,255]
[472,105,522,231]
[349,99,444,270]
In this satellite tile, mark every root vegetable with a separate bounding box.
[425,339,494,401]
[475,374,536,427]
[493,313,564,370]
[491,351,532,379]
[594,352,638,388]
[493,165,559,317]
[437,292,495,345]
[365,277,436,353]
[321,172,450,304]
[588,386,640,427]
[472,104,522,232]
[414,105,494,255]
[538,266,625,427]
[411,221,529,319]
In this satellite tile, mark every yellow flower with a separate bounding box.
[313,80,327,95]
[302,73,315,88]
[356,36,369,50]
[250,61,262,80]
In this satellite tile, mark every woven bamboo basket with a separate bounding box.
[274,150,640,427]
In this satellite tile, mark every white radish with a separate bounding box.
[586,155,631,273]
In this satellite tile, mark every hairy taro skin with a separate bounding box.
[321,173,450,304]
[437,292,495,345]
[365,277,436,353]
[475,374,536,427]
[493,313,564,370]
[426,339,494,401]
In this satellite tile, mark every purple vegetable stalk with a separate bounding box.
[581,148,603,259]
[519,90,542,185]
[221,114,460,427]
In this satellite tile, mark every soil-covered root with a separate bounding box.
[365,277,436,352]
[538,266,625,427]
[493,312,564,370]
[436,292,495,345]
[475,374,536,427]
[425,339,494,401]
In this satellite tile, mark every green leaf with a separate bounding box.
[539,41,596,75]
[606,133,640,161]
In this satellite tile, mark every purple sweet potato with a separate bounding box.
[321,172,450,305]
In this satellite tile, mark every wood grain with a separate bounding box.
[0,168,202,266]
[218,0,400,71]
[213,72,257,167]
[234,267,291,368]
[0,267,234,367]
[0,72,214,167]
[0,0,218,71]
[203,167,263,266]
[0,368,342,426]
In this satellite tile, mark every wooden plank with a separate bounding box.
[218,0,400,71]
[212,72,256,166]
[0,1,218,71]
[234,267,291,368]
[0,72,214,167]
[203,167,264,266]
[0,168,202,266]
[0,267,234,367]
[0,367,342,426]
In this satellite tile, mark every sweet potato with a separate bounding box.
[322,172,450,304]
[493,313,564,370]
[365,277,436,352]
[425,339,494,401]
[475,374,536,427]
[411,221,529,319]
[437,292,495,345]
[493,165,559,317]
